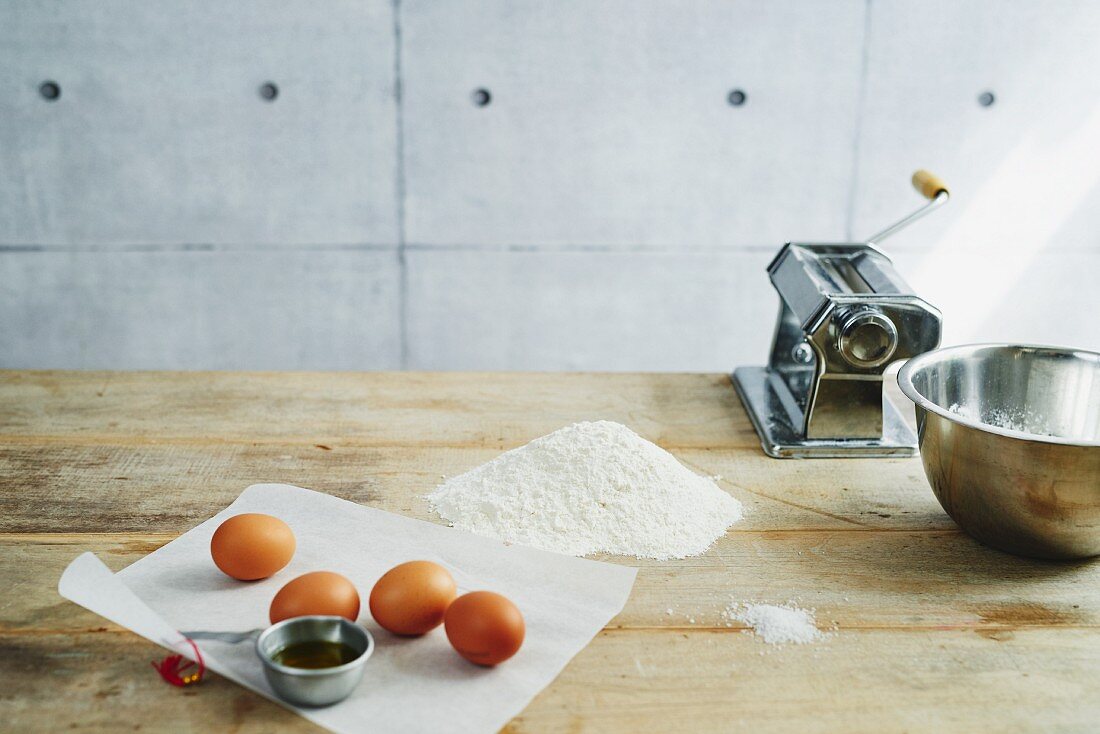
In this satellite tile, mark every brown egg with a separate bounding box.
[444,591,525,666]
[210,513,296,581]
[369,561,457,636]
[269,571,361,624]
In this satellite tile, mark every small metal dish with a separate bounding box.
[898,343,1100,559]
[256,616,373,707]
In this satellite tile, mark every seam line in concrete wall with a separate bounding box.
[402,243,783,254]
[845,0,873,242]
[0,243,400,253]
[399,242,1098,254]
[392,0,410,370]
[4,242,1091,257]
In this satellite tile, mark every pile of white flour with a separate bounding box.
[725,602,824,645]
[427,421,744,559]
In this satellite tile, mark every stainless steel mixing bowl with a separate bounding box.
[898,344,1100,559]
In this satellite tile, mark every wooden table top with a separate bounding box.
[1,370,1097,732]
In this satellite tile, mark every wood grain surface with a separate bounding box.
[1,370,1097,732]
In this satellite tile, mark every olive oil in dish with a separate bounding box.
[272,640,360,669]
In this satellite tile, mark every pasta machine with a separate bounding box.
[733,171,948,458]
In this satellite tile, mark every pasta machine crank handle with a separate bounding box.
[866,170,950,244]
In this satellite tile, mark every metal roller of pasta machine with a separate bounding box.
[733,170,949,458]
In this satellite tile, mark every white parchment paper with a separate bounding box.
[59,483,637,734]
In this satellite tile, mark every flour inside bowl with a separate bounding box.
[947,401,1054,436]
[426,421,744,559]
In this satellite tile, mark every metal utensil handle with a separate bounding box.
[865,169,950,244]
[180,629,263,644]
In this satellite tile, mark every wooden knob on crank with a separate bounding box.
[912,170,949,199]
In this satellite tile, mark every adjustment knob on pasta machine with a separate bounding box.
[837,309,898,369]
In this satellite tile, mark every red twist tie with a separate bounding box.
[152,637,205,687]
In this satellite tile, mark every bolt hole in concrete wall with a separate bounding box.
[259,82,279,102]
[471,88,492,107]
[0,0,1098,370]
[38,80,61,101]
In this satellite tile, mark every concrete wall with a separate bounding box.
[2,0,1098,371]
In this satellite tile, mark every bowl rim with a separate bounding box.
[897,342,1100,448]
[257,615,374,678]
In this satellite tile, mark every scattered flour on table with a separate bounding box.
[426,421,744,559]
[724,602,825,645]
